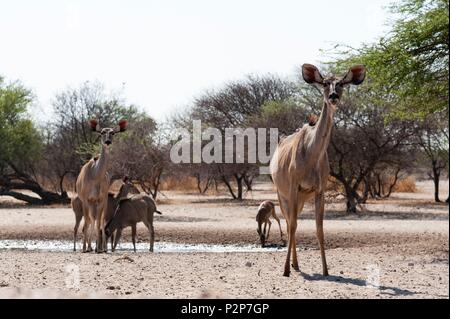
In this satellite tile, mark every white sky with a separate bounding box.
[0,0,394,122]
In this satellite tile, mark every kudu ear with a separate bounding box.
[114,119,128,133]
[89,119,101,132]
[341,65,366,86]
[302,64,324,85]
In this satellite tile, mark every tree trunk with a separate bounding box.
[346,194,358,213]
[432,160,441,202]
[0,189,43,205]
[378,168,401,199]
[151,169,163,199]
[344,185,359,214]
[235,174,243,200]
[195,173,202,194]
[0,187,68,205]
[243,174,253,191]
[195,174,211,194]
[221,176,237,199]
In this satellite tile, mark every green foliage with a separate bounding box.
[334,0,449,118]
[50,81,157,163]
[0,78,42,172]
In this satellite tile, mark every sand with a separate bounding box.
[0,180,448,299]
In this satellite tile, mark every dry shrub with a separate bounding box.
[326,174,417,197]
[159,176,198,191]
[392,176,417,193]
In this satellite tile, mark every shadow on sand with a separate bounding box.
[299,271,416,297]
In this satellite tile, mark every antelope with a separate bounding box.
[256,200,284,247]
[75,119,127,253]
[104,193,162,252]
[270,64,366,276]
[71,176,134,251]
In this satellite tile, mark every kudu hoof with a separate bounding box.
[292,264,300,271]
[283,271,290,277]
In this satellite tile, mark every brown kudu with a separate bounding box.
[256,200,284,247]
[270,64,366,276]
[75,119,128,253]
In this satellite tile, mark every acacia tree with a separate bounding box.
[109,116,168,199]
[48,81,149,193]
[176,74,296,199]
[0,78,66,204]
[414,111,449,202]
[328,92,416,213]
[335,0,448,118]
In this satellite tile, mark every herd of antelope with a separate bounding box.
[71,64,366,277]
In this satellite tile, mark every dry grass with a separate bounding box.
[393,176,417,193]
[160,176,199,191]
[325,175,417,196]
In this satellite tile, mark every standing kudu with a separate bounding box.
[71,176,134,251]
[75,119,128,253]
[270,64,366,276]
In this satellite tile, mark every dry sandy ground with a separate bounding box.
[0,180,448,299]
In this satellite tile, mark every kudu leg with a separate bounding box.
[110,231,115,252]
[289,218,299,271]
[278,192,297,277]
[291,199,305,271]
[87,205,96,252]
[131,225,137,252]
[266,220,272,241]
[95,218,103,253]
[272,210,285,243]
[113,229,122,252]
[82,205,93,253]
[73,215,82,252]
[82,219,89,253]
[144,220,155,252]
[149,224,155,252]
[315,192,329,276]
[263,222,267,239]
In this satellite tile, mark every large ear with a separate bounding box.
[89,119,100,132]
[118,119,128,132]
[341,65,366,85]
[115,119,128,132]
[302,64,324,85]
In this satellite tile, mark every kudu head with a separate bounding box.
[302,64,366,109]
[256,225,266,247]
[89,119,128,146]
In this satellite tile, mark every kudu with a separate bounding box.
[104,192,162,252]
[71,176,134,251]
[256,201,284,247]
[270,64,366,276]
[75,119,127,253]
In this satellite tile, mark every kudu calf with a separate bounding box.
[71,177,134,251]
[256,200,284,247]
[104,193,162,252]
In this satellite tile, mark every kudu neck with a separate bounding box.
[308,100,335,161]
[92,143,109,179]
